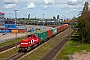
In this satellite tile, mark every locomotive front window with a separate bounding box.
[30,39,34,44]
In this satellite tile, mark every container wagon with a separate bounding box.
[19,24,68,51]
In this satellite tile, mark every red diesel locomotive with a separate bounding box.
[19,34,40,51]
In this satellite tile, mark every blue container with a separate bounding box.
[5,30,11,33]
[0,30,11,33]
[30,29,34,33]
[0,30,6,33]
[4,24,16,28]
[0,30,2,33]
[9,29,12,32]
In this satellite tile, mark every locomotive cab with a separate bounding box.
[19,38,29,51]
[19,34,40,51]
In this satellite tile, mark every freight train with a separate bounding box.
[19,24,68,51]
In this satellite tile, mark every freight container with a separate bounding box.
[56,26,62,33]
[64,24,66,30]
[4,24,16,28]
[5,30,11,33]
[61,24,65,31]
[18,29,26,33]
[65,24,68,28]
[9,29,12,32]
[46,29,53,38]
[35,31,48,42]
[0,30,5,33]
[11,30,18,33]
[9,28,16,33]
[30,29,34,33]
[52,28,57,35]
[27,28,31,32]
[56,26,59,33]
[0,29,11,33]
[0,30,2,33]
[60,25,63,31]
[61,24,68,31]
[60,26,62,31]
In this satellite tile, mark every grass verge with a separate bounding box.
[55,33,90,60]
[0,37,25,48]
[0,47,19,60]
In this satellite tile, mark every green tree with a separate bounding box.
[77,2,90,43]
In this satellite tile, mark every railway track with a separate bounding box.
[0,42,19,53]
[6,44,37,60]
[7,27,75,60]
[6,52,25,60]
[40,30,76,60]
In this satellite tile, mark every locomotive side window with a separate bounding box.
[35,34,38,37]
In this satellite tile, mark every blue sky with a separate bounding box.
[0,0,90,19]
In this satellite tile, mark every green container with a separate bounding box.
[52,28,57,35]
[35,31,48,42]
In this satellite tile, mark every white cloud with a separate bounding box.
[43,0,55,5]
[27,3,36,9]
[38,10,41,12]
[36,15,38,17]
[3,0,18,4]
[1,0,87,10]
[67,0,83,5]
[67,11,69,13]
[3,4,16,9]
[23,7,26,9]
[43,5,48,10]
[3,0,32,4]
